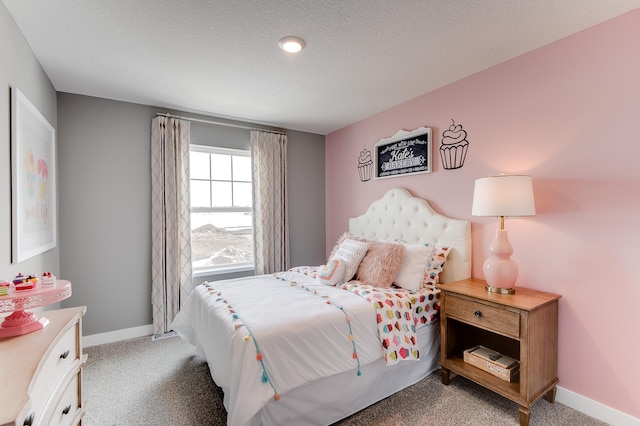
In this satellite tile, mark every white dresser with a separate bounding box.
[0,306,87,426]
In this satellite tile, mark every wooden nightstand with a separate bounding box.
[438,279,561,426]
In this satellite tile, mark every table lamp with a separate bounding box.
[472,175,536,294]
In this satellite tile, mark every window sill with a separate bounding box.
[193,264,254,278]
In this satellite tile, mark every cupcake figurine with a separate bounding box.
[13,272,35,291]
[13,272,26,285]
[440,119,469,170]
[0,280,9,296]
[41,272,56,285]
[357,146,373,182]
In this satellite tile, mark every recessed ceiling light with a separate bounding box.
[278,36,306,53]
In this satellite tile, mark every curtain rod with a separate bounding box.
[156,112,286,135]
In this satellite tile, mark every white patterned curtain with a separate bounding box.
[251,131,290,274]
[150,117,192,336]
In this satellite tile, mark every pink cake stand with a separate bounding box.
[0,280,72,338]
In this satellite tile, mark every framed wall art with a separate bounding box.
[374,127,431,179]
[11,87,57,263]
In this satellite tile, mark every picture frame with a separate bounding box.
[374,127,431,179]
[11,87,57,263]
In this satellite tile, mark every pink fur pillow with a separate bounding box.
[355,241,404,288]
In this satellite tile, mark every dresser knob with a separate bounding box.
[474,310,482,318]
[23,412,35,426]
[60,350,70,359]
[62,404,72,415]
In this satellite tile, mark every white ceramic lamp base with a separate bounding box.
[483,229,518,294]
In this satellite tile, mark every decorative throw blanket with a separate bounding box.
[288,266,441,365]
[339,281,440,365]
[173,271,385,426]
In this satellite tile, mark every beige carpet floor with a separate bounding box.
[83,335,607,425]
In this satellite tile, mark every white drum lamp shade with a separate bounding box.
[472,175,535,294]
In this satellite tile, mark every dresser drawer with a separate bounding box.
[29,319,81,425]
[40,360,86,426]
[445,294,520,339]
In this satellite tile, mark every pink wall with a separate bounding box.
[325,10,640,420]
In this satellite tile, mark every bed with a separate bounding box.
[172,188,471,425]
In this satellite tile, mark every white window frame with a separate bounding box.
[190,144,254,276]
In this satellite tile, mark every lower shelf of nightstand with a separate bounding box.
[441,356,558,409]
[441,357,525,405]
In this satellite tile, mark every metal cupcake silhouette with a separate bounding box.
[440,119,469,170]
[357,146,373,181]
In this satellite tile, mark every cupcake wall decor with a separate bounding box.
[357,146,373,182]
[440,119,469,170]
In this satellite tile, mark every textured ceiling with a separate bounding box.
[4,0,639,135]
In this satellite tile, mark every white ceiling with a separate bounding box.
[4,1,639,135]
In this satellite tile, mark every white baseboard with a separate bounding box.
[83,324,154,347]
[556,386,640,426]
[82,326,640,425]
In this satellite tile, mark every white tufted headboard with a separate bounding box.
[348,188,471,284]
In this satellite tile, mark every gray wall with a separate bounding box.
[286,129,326,268]
[57,94,154,333]
[1,4,59,301]
[57,93,326,335]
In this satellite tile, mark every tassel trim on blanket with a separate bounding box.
[202,275,364,403]
[275,275,362,377]
[203,282,281,401]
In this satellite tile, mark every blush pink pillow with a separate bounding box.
[355,241,404,288]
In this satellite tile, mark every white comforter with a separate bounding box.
[172,270,384,426]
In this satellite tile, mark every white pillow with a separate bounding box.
[316,259,347,285]
[330,238,369,282]
[394,243,435,291]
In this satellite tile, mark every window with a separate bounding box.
[190,145,253,274]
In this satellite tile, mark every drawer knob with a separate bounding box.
[23,412,35,426]
[474,310,482,318]
[60,349,70,359]
[62,404,72,415]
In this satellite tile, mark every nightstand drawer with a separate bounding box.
[445,294,520,339]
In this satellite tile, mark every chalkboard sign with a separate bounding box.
[374,127,431,179]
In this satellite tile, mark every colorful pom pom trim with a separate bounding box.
[202,282,279,401]
[202,272,365,403]
[273,274,362,376]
